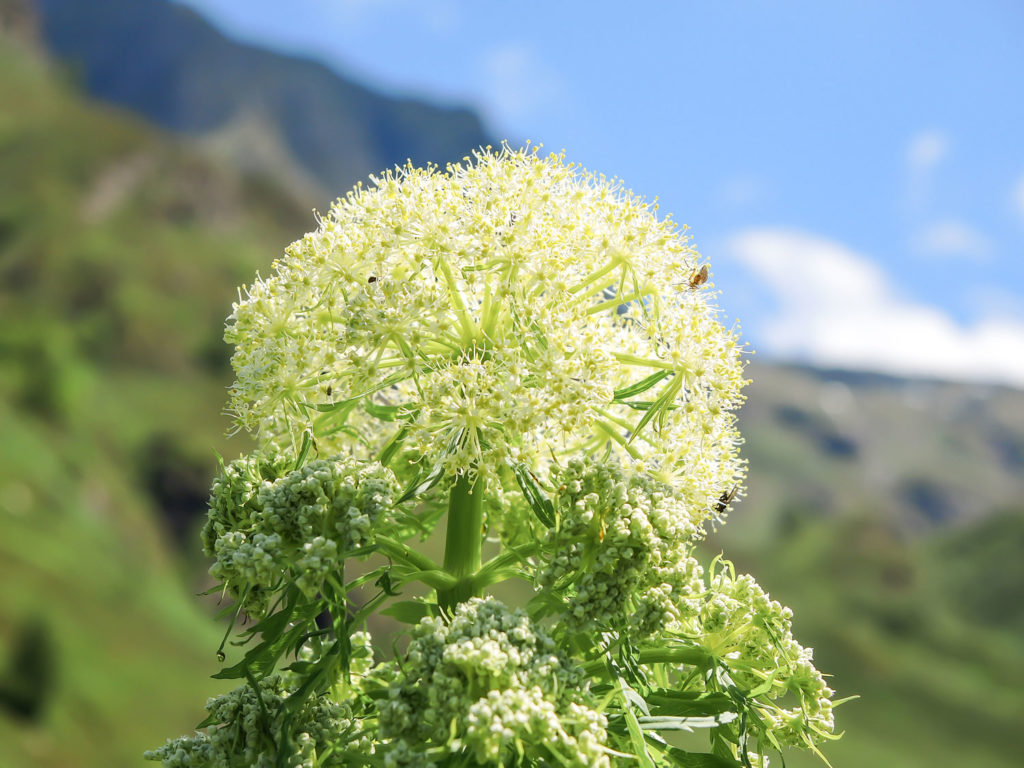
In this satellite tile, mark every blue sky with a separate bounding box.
[178,0,1024,385]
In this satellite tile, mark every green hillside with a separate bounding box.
[2,17,1024,768]
[0,31,304,767]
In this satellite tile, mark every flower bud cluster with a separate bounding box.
[202,453,397,614]
[378,597,609,767]
[537,458,705,635]
[144,674,361,768]
[226,146,746,525]
[698,564,835,748]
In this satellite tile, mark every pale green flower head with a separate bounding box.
[378,597,609,768]
[226,145,746,524]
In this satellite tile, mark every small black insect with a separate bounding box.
[714,486,739,516]
[368,276,378,284]
[326,384,333,397]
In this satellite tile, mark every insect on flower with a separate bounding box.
[714,485,739,516]
[688,264,709,289]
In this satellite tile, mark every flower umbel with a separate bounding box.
[202,453,398,615]
[227,146,746,527]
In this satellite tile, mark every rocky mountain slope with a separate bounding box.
[34,0,494,205]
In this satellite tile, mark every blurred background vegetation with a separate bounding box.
[1,0,1022,765]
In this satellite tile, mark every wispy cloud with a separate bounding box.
[912,219,991,261]
[716,176,762,207]
[905,130,949,212]
[729,228,1024,387]
[1013,175,1024,222]
[481,43,564,129]
[907,131,949,173]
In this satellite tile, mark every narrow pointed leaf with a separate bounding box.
[510,461,555,527]
[613,370,671,400]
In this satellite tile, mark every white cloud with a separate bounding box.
[912,220,991,261]
[905,130,949,212]
[482,43,563,128]
[1013,175,1024,221]
[907,130,949,173]
[729,228,1024,387]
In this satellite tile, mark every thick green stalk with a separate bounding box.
[438,472,485,609]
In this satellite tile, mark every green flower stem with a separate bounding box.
[582,646,711,678]
[636,646,712,667]
[438,472,485,609]
[374,536,457,591]
[611,352,679,370]
[567,258,620,295]
[586,286,654,315]
[435,255,478,345]
[375,535,443,574]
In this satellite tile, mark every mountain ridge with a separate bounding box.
[34,0,495,205]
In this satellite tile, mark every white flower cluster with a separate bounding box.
[203,453,397,614]
[148,145,844,766]
[537,458,705,635]
[697,564,835,748]
[378,597,609,767]
[226,146,746,524]
[144,674,361,768]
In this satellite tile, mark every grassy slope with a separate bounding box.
[0,403,229,767]
[0,36,307,766]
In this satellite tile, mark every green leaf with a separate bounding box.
[300,371,411,413]
[242,587,300,644]
[374,569,401,596]
[212,592,321,681]
[628,374,681,443]
[645,690,737,717]
[638,713,738,731]
[661,746,744,768]
[282,660,316,676]
[526,590,566,621]
[747,673,778,699]
[510,461,555,527]
[396,461,446,504]
[363,401,407,421]
[194,710,219,729]
[613,370,671,400]
[614,666,656,768]
[212,621,306,680]
[285,636,346,714]
[624,708,657,768]
[619,400,680,412]
[377,424,410,466]
[381,600,435,624]
[293,429,313,470]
